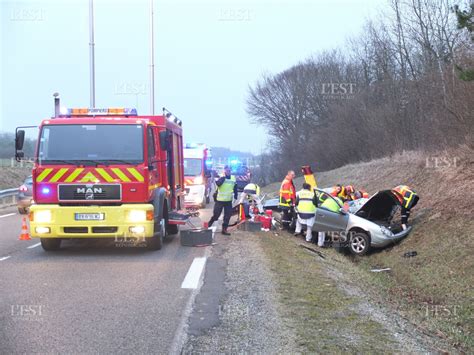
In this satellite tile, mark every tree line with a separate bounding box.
[247,0,473,185]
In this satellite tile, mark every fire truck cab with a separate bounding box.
[15,107,185,251]
[183,143,214,208]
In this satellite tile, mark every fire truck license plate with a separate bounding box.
[75,213,105,221]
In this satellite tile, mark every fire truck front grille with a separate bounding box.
[58,184,121,201]
[92,227,118,233]
[64,227,88,234]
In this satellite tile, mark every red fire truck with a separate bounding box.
[183,143,214,208]
[15,107,185,251]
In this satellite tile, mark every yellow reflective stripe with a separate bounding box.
[37,168,53,182]
[127,168,144,182]
[80,172,100,182]
[280,190,292,193]
[49,168,69,182]
[404,192,414,208]
[65,168,84,182]
[148,183,161,190]
[95,168,115,182]
[112,168,131,182]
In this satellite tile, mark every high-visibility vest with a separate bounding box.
[279,178,295,207]
[296,189,316,215]
[321,196,342,213]
[392,185,417,209]
[217,176,236,202]
[243,183,260,196]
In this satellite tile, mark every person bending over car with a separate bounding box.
[392,185,419,230]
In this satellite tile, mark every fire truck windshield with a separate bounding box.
[38,124,144,164]
[184,158,202,176]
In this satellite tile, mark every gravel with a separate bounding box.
[183,229,299,354]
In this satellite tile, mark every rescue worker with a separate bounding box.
[329,184,343,198]
[317,194,343,247]
[392,185,419,230]
[208,165,238,235]
[294,183,318,242]
[343,185,355,201]
[330,185,356,202]
[279,170,296,230]
[236,182,264,217]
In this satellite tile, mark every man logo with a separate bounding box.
[77,186,103,200]
[76,187,103,194]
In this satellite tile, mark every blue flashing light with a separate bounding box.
[41,187,51,195]
[205,160,213,166]
[230,159,240,166]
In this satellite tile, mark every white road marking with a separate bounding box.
[181,257,207,289]
[0,256,11,261]
[170,247,211,354]
[0,213,16,219]
[27,243,41,249]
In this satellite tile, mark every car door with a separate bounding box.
[312,190,349,232]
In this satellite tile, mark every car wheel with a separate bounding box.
[41,238,61,251]
[349,232,370,256]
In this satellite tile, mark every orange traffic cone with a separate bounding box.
[239,204,246,221]
[19,216,31,240]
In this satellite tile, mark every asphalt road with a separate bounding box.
[0,206,214,354]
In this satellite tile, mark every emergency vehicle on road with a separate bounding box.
[15,107,185,251]
[183,143,214,208]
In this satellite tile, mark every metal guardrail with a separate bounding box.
[0,188,19,206]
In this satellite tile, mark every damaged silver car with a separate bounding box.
[265,188,412,256]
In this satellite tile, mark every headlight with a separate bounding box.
[35,210,52,223]
[380,226,392,237]
[35,227,51,234]
[194,176,203,185]
[127,210,146,222]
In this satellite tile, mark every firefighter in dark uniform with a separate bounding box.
[392,185,419,230]
[208,165,238,235]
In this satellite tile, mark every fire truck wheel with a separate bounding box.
[40,238,62,251]
[147,218,164,250]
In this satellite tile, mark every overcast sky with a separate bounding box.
[1,0,382,154]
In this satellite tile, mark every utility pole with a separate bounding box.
[89,0,96,108]
[149,0,155,115]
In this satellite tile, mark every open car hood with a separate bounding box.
[355,190,400,224]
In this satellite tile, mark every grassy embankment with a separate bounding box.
[260,146,473,352]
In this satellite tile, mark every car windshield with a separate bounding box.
[38,124,144,164]
[184,158,202,176]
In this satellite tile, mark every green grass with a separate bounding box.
[259,232,401,353]
[355,217,474,352]
[261,147,474,352]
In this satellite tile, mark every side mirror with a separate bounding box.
[339,208,347,215]
[16,130,25,151]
